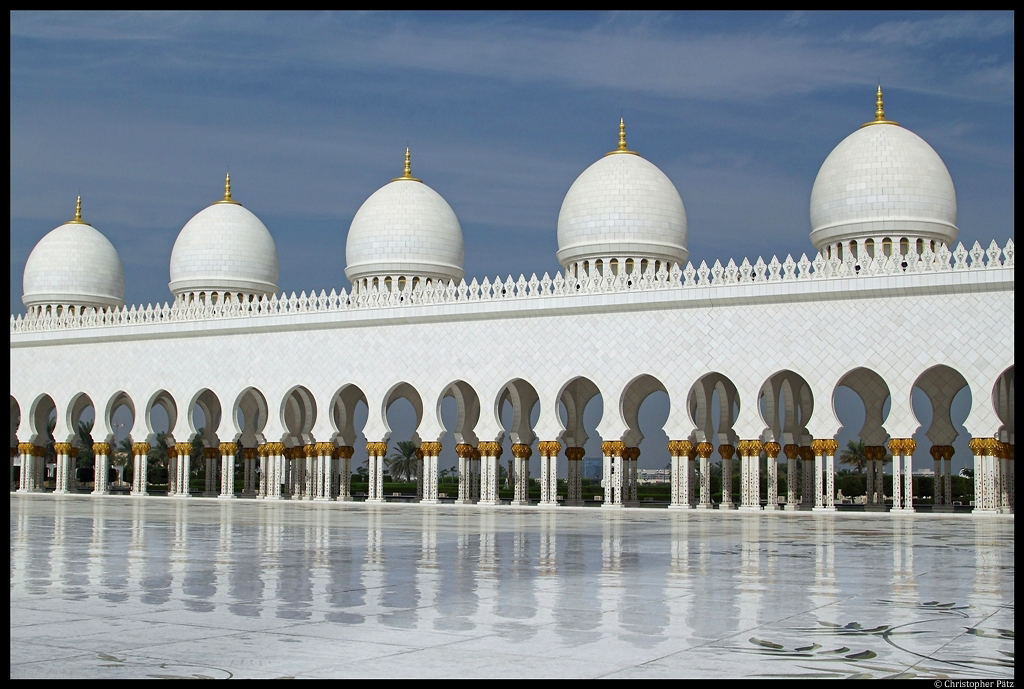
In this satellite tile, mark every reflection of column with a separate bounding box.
[365,442,387,503]
[175,442,192,497]
[811,439,837,512]
[718,444,735,510]
[764,442,780,510]
[511,443,531,506]
[738,440,762,511]
[204,447,219,496]
[336,446,353,501]
[421,441,441,504]
[668,440,692,509]
[784,444,799,510]
[92,442,111,495]
[54,442,72,494]
[538,441,560,506]
[455,443,474,504]
[601,441,624,508]
[219,443,236,498]
[132,443,150,496]
[696,442,713,510]
[565,447,584,506]
[478,442,500,505]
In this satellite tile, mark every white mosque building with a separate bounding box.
[10,88,1014,515]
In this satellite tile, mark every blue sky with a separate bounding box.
[11,11,1014,315]
[10,12,1013,474]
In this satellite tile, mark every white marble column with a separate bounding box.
[601,441,624,508]
[738,440,763,511]
[888,439,905,513]
[175,442,192,497]
[470,448,481,503]
[204,448,218,496]
[455,443,473,504]
[93,442,111,495]
[719,444,736,510]
[241,447,256,497]
[764,442,780,511]
[565,447,584,506]
[811,439,837,512]
[668,440,692,510]
[478,442,500,505]
[131,443,149,496]
[784,445,799,510]
[538,441,560,506]
[420,441,441,504]
[902,439,915,512]
[365,442,386,503]
[696,442,713,509]
[335,446,353,501]
[219,442,236,499]
[623,447,639,507]
[511,443,531,506]
[53,442,71,494]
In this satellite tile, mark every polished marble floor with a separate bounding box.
[9,494,1014,678]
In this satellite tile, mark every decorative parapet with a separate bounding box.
[10,238,1013,334]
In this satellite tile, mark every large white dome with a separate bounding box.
[345,151,464,289]
[810,88,957,251]
[557,122,688,273]
[23,198,125,313]
[169,176,279,301]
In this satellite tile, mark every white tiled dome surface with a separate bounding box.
[23,222,125,309]
[169,203,279,296]
[810,124,957,249]
[345,179,465,284]
[556,153,688,269]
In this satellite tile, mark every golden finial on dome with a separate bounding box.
[861,84,898,128]
[215,171,241,204]
[392,147,422,182]
[67,195,91,225]
[606,117,638,156]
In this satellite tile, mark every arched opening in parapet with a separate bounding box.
[558,376,603,484]
[383,382,423,482]
[233,387,268,449]
[621,374,670,476]
[281,385,316,447]
[330,384,368,476]
[105,391,137,485]
[497,378,540,489]
[912,365,972,503]
[438,380,481,482]
[687,373,740,503]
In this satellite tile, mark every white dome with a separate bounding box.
[345,158,464,287]
[169,180,279,300]
[557,130,688,272]
[23,200,125,312]
[810,98,957,251]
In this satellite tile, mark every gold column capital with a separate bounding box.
[477,441,500,456]
[32,444,47,457]
[668,439,691,457]
[242,447,258,460]
[718,444,735,461]
[266,442,286,454]
[864,445,885,461]
[471,448,481,461]
[93,442,112,455]
[335,445,354,459]
[929,445,943,461]
[601,441,625,457]
[421,441,442,456]
[219,442,237,455]
[313,442,333,455]
[414,447,424,461]
[623,446,640,461]
[783,444,800,460]
[511,443,533,459]
[366,441,388,456]
[888,438,904,455]
[763,442,781,459]
[799,446,814,462]
[173,442,192,457]
[203,447,219,459]
[133,442,152,456]
[537,441,561,457]
[54,442,73,454]
[901,438,916,454]
[968,437,988,457]
[565,446,586,462]
[695,442,714,459]
[456,443,475,458]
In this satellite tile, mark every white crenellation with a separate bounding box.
[9,238,1014,333]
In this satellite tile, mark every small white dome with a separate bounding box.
[810,90,957,251]
[345,152,464,287]
[23,198,125,312]
[557,124,688,272]
[169,177,279,300]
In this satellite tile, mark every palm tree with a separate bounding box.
[839,440,868,474]
[386,440,418,482]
